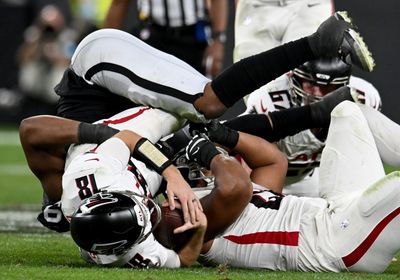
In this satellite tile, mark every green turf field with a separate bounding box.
[0,128,399,279]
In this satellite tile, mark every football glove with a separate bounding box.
[185,134,221,169]
[189,120,239,149]
[37,201,70,233]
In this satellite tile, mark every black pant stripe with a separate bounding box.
[84,62,201,103]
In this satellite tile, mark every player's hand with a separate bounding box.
[189,120,239,149]
[37,201,70,233]
[162,200,206,234]
[162,165,203,225]
[185,134,221,169]
[174,203,207,234]
[205,120,239,149]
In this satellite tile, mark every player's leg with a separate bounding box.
[317,101,400,272]
[283,168,321,197]
[71,29,210,123]
[359,104,400,167]
[71,13,373,123]
[233,1,282,62]
[206,11,374,118]
[319,101,385,201]
[282,0,333,44]
[330,171,400,272]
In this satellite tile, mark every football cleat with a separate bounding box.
[339,28,375,72]
[308,11,375,72]
[336,10,375,71]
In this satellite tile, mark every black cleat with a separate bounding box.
[308,11,375,72]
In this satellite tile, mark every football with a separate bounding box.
[153,206,195,252]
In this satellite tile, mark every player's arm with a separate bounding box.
[185,135,253,241]
[19,115,80,200]
[112,130,203,226]
[232,132,287,193]
[103,0,131,29]
[204,0,227,77]
[198,120,287,192]
[19,115,119,201]
[177,207,207,267]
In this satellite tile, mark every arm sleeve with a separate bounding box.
[211,37,315,107]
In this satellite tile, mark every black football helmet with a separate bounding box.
[290,57,352,106]
[70,191,161,255]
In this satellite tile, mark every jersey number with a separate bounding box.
[269,90,291,110]
[75,174,99,200]
[126,253,156,268]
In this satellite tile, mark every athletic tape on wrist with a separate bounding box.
[133,138,172,174]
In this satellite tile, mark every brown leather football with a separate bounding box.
[153,206,195,252]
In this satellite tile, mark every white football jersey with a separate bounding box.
[61,107,184,268]
[62,137,181,268]
[203,102,400,273]
[202,189,343,271]
[244,74,382,194]
[82,233,180,268]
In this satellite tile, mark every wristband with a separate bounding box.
[78,122,119,144]
[133,138,172,174]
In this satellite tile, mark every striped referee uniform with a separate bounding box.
[136,0,211,73]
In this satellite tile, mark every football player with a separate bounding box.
[20,104,288,268]
[242,57,382,197]
[20,83,368,233]
[234,0,334,63]
[25,10,373,230]
[56,11,373,126]
[198,102,400,273]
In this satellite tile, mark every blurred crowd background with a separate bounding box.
[0,0,399,125]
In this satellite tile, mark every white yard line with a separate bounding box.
[0,210,46,232]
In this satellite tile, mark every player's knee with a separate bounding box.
[358,171,400,217]
[331,100,361,118]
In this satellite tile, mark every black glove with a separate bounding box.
[189,120,239,149]
[205,120,239,149]
[185,134,221,169]
[37,201,70,233]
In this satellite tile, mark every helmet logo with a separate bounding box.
[91,240,128,255]
[80,192,118,213]
[316,73,331,81]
